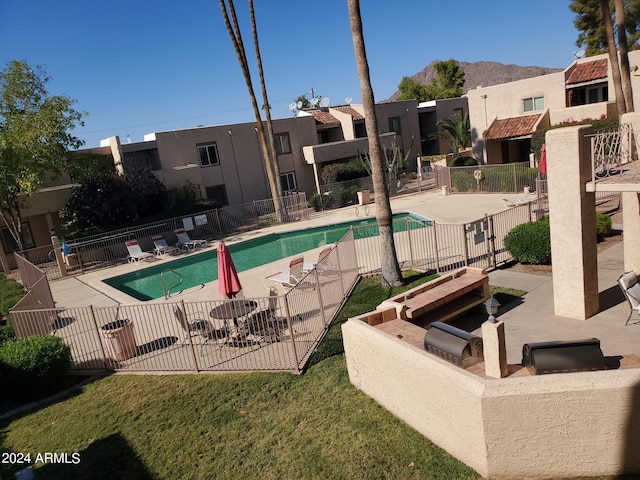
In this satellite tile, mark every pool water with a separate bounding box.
[104,213,430,301]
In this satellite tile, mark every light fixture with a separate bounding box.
[484,295,501,323]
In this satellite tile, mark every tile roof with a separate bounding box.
[565,58,608,85]
[485,114,542,141]
[332,105,365,120]
[309,110,341,126]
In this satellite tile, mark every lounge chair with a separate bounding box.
[262,256,305,292]
[174,228,207,251]
[500,193,539,208]
[173,304,227,354]
[125,240,154,263]
[618,271,640,325]
[152,235,179,257]
[303,246,333,273]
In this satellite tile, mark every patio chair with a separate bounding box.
[174,228,207,251]
[244,287,282,344]
[152,234,180,257]
[262,256,305,292]
[618,271,640,325]
[173,304,227,354]
[125,240,154,263]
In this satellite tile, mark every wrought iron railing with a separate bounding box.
[590,123,633,182]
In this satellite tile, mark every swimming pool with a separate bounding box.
[103,213,431,301]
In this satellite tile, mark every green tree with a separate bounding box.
[0,60,85,250]
[60,169,167,235]
[397,76,430,102]
[425,59,465,100]
[349,0,403,287]
[570,0,640,56]
[432,112,471,153]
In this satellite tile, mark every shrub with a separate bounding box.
[596,212,612,239]
[504,217,551,264]
[0,274,25,345]
[449,155,477,167]
[0,335,72,397]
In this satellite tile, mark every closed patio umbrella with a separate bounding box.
[538,144,547,175]
[217,241,242,299]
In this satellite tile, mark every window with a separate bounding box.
[0,223,34,253]
[280,172,297,192]
[389,116,402,134]
[354,122,367,138]
[197,143,220,166]
[274,133,291,155]
[205,185,228,205]
[523,96,544,112]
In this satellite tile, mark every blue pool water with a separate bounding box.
[104,213,431,301]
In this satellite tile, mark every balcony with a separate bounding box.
[303,132,396,165]
[586,123,640,193]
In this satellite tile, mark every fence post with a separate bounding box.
[432,223,441,273]
[282,294,301,373]
[462,224,470,266]
[488,215,497,268]
[407,217,415,267]
[334,244,346,298]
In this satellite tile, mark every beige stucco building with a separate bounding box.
[467,52,640,165]
[2,98,472,272]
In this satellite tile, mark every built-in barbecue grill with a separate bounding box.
[522,338,606,375]
[423,322,483,367]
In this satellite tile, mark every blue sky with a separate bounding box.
[1,0,579,148]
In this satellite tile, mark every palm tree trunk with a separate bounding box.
[219,0,284,222]
[615,0,634,112]
[249,0,287,220]
[348,0,402,287]
[601,0,627,115]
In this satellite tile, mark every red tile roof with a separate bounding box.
[565,58,608,85]
[309,110,341,126]
[332,105,365,120]
[485,114,542,141]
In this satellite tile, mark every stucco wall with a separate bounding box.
[343,318,640,479]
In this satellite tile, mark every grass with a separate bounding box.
[0,271,495,480]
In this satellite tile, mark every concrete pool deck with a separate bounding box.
[48,189,639,363]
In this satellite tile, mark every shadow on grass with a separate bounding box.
[36,433,154,480]
[305,271,438,371]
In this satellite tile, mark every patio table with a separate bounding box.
[209,299,258,329]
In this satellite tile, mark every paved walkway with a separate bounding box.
[48,189,638,364]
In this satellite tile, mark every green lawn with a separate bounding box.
[0,271,488,479]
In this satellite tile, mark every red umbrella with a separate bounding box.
[217,241,242,298]
[538,144,547,175]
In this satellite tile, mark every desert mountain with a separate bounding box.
[387,60,563,100]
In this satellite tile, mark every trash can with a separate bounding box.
[101,319,137,361]
[357,189,371,205]
[441,185,450,196]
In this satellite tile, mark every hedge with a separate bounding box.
[0,335,72,398]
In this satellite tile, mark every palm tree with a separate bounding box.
[348,0,403,287]
[219,0,283,221]
[615,0,634,112]
[433,112,471,154]
[248,0,284,203]
[601,0,627,115]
